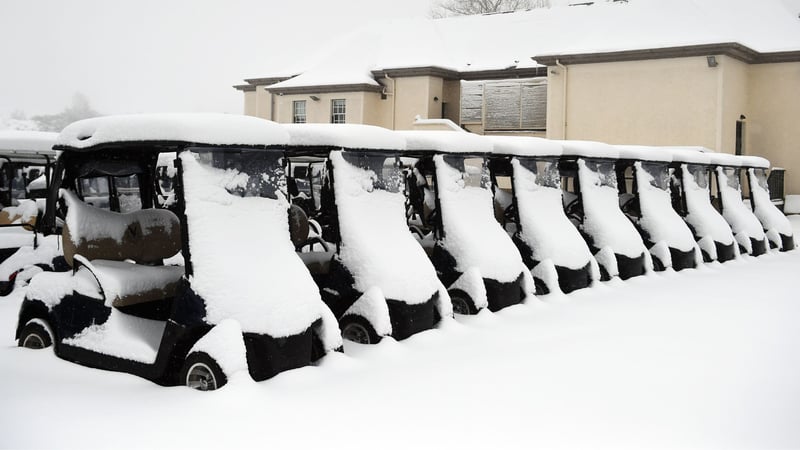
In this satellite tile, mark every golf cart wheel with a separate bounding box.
[340,315,380,345]
[181,352,227,391]
[449,290,476,315]
[18,320,53,350]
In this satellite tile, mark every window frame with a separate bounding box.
[330,99,346,124]
[292,100,307,124]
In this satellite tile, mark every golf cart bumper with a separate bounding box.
[387,292,439,341]
[749,237,767,257]
[714,241,737,263]
[485,272,524,312]
[616,252,646,280]
[669,247,696,271]
[244,327,316,381]
[780,234,795,252]
[555,262,592,294]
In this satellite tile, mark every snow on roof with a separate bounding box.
[283,123,405,151]
[56,113,289,150]
[666,147,713,165]
[558,140,619,159]
[485,135,562,158]
[739,155,771,168]
[249,0,800,89]
[0,131,58,155]
[707,152,742,167]
[398,130,493,154]
[616,145,672,163]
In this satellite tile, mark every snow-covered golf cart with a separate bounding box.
[16,114,341,390]
[559,141,649,280]
[615,145,699,271]
[282,124,451,344]
[0,131,60,294]
[741,156,795,251]
[668,147,737,263]
[709,152,768,256]
[486,136,595,294]
[400,130,533,314]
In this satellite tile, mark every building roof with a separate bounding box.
[240,0,800,91]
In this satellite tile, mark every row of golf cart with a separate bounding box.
[9,114,794,391]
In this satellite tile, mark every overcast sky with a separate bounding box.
[0,0,431,117]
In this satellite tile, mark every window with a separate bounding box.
[293,100,306,124]
[331,99,346,124]
[460,78,547,130]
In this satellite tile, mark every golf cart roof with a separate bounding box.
[665,146,713,165]
[485,135,562,158]
[0,131,58,163]
[739,155,770,169]
[616,145,673,163]
[55,113,289,151]
[283,123,405,152]
[707,152,742,167]
[398,129,493,155]
[558,140,619,160]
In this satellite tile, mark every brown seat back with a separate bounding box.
[288,203,310,249]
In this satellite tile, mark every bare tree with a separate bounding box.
[32,92,100,132]
[431,0,550,18]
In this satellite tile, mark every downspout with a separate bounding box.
[556,59,568,139]
[384,72,396,130]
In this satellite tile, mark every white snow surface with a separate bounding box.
[343,287,393,337]
[56,113,289,149]
[63,309,166,364]
[82,259,184,308]
[578,159,647,257]
[188,319,248,378]
[0,130,57,153]
[512,158,592,269]
[0,235,61,280]
[749,169,793,246]
[681,165,735,249]
[435,155,524,282]
[180,152,323,337]
[669,147,713,165]
[634,162,697,252]
[785,195,800,215]
[283,123,405,151]
[6,244,800,448]
[616,145,672,162]
[715,167,766,252]
[740,155,770,169]
[399,130,492,154]
[1,200,38,224]
[487,135,562,157]
[559,140,619,159]
[331,151,441,304]
[708,152,742,167]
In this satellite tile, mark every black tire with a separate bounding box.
[180,352,227,391]
[449,289,477,315]
[18,321,53,349]
[340,315,380,345]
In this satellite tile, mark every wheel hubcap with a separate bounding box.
[22,334,44,349]
[343,323,370,344]
[186,363,217,391]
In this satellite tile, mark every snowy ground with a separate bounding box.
[2,225,800,448]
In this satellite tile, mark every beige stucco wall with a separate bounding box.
[243,91,257,116]
[546,56,722,148]
[748,62,800,195]
[392,76,445,130]
[271,92,369,124]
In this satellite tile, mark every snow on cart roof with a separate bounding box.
[485,136,562,158]
[739,155,770,169]
[707,152,742,167]
[283,123,405,151]
[398,130,493,154]
[55,113,289,150]
[558,140,619,159]
[665,147,713,165]
[615,145,672,163]
[0,131,57,155]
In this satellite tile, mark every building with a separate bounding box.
[235,0,800,194]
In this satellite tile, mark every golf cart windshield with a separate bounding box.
[517,157,560,189]
[640,161,670,190]
[442,155,491,189]
[582,159,617,188]
[340,151,403,193]
[751,168,769,190]
[720,167,741,190]
[180,147,321,336]
[687,164,709,189]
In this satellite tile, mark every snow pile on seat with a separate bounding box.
[578,160,647,258]
[26,175,47,191]
[435,154,523,282]
[634,162,696,252]
[180,152,324,338]
[56,113,289,149]
[511,158,591,269]
[331,151,442,304]
[715,166,766,253]
[748,168,793,247]
[284,123,405,151]
[79,259,184,308]
[63,310,166,364]
[681,165,735,257]
[0,235,61,279]
[399,130,492,154]
[26,270,102,309]
[0,200,38,225]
